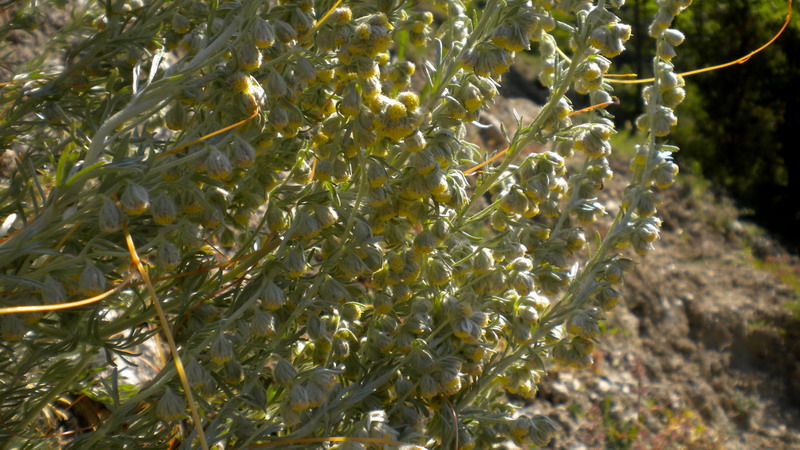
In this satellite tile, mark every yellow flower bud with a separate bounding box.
[98,197,122,232]
[156,388,185,422]
[210,333,234,364]
[253,18,275,48]
[152,194,177,225]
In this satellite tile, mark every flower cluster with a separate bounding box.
[0,0,690,448]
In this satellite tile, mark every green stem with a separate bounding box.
[286,357,412,440]
[548,158,592,239]
[459,46,589,225]
[423,0,501,112]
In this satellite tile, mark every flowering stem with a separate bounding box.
[459,46,589,224]
[423,0,501,112]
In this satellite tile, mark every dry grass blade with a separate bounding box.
[250,435,427,448]
[608,0,793,84]
[462,98,618,176]
[122,222,209,450]
[158,93,260,159]
[300,0,344,42]
[0,275,132,315]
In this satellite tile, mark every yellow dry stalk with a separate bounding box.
[299,0,345,42]
[0,274,132,315]
[251,435,426,448]
[122,222,209,450]
[607,0,792,84]
[462,98,619,176]
[159,93,261,159]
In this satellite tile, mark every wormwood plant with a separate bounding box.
[0,0,690,448]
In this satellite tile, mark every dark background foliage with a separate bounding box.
[615,0,800,252]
